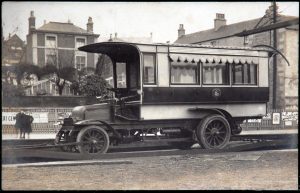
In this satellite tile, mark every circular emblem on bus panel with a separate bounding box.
[212,88,221,99]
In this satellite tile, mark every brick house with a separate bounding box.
[174,6,298,110]
[25,11,100,70]
[2,34,26,66]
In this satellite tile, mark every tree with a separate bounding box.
[95,54,112,77]
[77,74,111,96]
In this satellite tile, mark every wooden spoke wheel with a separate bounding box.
[76,126,110,155]
[196,114,231,149]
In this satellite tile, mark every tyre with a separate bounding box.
[196,114,231,149]
[76,126,110,155]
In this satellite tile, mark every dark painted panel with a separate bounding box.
[143,87,269,104]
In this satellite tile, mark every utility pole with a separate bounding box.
[272,1,277,109]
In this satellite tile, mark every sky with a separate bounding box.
[2,1,299,43]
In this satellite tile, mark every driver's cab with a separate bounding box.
[79,42,142,120]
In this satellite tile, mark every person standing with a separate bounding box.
[15,111,25,139]
[24,112,34,139]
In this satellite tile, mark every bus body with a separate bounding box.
[55,42,270,154]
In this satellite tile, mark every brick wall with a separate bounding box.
[58,49,75,67]
[37,33,45,46]
[37,48,45,66]
[58,34,75,48]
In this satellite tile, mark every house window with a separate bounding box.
[143,54,156,84]
[232,62,257,85]
[76,56,86,70]
[46,36,57,48]
[244,35,253,45]
[171,61,198,84]
[45,49,57,65]
[76,37,86,49]
[202,61,229,85]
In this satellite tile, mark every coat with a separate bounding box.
[15,112,25,130]
[23,115,34,133]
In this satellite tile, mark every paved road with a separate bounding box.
[2,149,298,190]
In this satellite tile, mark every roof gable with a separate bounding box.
[5,34,25,46]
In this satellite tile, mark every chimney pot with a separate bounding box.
[178,24,185,38]
[214,13,226,31]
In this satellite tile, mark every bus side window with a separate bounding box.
[202,61,229,85]
[232,62,257,85]
[170,60,199,85]
[143,54,156,85]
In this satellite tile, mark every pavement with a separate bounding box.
[1,128,298,140]
[2,133,57,140]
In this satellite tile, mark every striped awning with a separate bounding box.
[169,54,259,64]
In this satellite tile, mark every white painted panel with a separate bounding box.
[141,103,266,120]
[259,57,269,87]
[157,46,168,53]
[157,53,169,87]
[169,47,262,57]
[32,34,38,65]
[32,34,37,47]
[137,45,156,52]
[33,48,38,65]
[259,51,269,57]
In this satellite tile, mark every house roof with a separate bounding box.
[36,22,99,37]
[175,15,298,44]
[4,34,25,46]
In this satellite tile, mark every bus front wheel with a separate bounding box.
[76,126,110,155]
[196,114,231,149]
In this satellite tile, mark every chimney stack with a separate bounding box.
[214,13,226,31]
[87,17,93,33]
[28,10,36,34]
[178,24,185,38]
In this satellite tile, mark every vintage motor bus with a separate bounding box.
[55,42,270,154]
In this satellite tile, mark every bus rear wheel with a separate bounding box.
[76,126,110,155]
[196,114,231,149]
